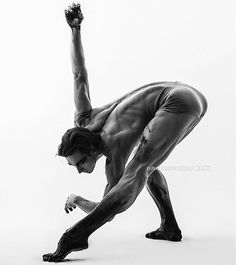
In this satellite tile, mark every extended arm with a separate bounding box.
[65,4,92,123]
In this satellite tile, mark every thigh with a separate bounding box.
[133,110,198,167]
[176,116,202,144]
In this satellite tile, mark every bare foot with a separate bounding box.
[65,3,84,29]
[42,232,88,262]
[145,226,182,242]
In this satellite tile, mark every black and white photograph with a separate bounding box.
[0,0,235,264]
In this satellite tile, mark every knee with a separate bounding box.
[147,174,154,187]
[147,170,167,190]
[106,186,134,214]
[116,194,135,213]
[146,176,153,190]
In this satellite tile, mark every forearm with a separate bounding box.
[74,188,114,221]
[74,184,115,213]
[71,28,87,75]
[74,196,99,214]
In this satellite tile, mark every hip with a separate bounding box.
[158,81,208,119]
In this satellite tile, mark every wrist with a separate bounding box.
[74,195,81,204]
[71,24,81,32]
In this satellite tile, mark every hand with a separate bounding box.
[65,3,84,29]
[64,194,78,214]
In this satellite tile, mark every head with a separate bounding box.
[57,127,103,174]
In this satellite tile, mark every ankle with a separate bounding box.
[161,221,180,231]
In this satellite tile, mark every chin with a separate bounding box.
[84,167,94,173]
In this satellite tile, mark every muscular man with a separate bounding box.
[43,3,208,262]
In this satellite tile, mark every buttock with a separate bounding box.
[159,82,208,119]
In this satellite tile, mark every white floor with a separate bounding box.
[2,224,235,265]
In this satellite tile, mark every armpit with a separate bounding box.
[74,109,92,127]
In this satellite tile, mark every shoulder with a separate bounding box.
[74,104,116,132]
[74,107,106,128]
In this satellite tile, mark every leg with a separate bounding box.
[133,110,200,241]
[145,114,205,241]
[146,169,182,241]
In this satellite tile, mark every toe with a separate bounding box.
[145,231,156,238]
[48,255,53,262]
[42,253,51,261]
[145,230,166,240]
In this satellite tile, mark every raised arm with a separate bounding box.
[65,4,92,122]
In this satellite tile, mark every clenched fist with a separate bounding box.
[65,3,84,29]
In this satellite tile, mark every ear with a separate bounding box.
[89,145,96,155]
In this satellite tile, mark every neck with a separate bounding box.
[99,131,112,161]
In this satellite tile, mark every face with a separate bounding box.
[66,150,97,174]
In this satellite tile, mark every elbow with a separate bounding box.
[114,188,136,213]
[73,72,87,82]
[118,196,134,213]
[73,67,87,79]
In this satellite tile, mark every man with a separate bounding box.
[43,3,208,262]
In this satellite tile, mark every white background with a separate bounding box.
[0,0,235,264]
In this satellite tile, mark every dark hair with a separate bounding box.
[57,127,102,157]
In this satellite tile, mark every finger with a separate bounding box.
[69,208,73,211]
[71,202,77,207]
[64,205,69,213]
[66,203,73,208]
